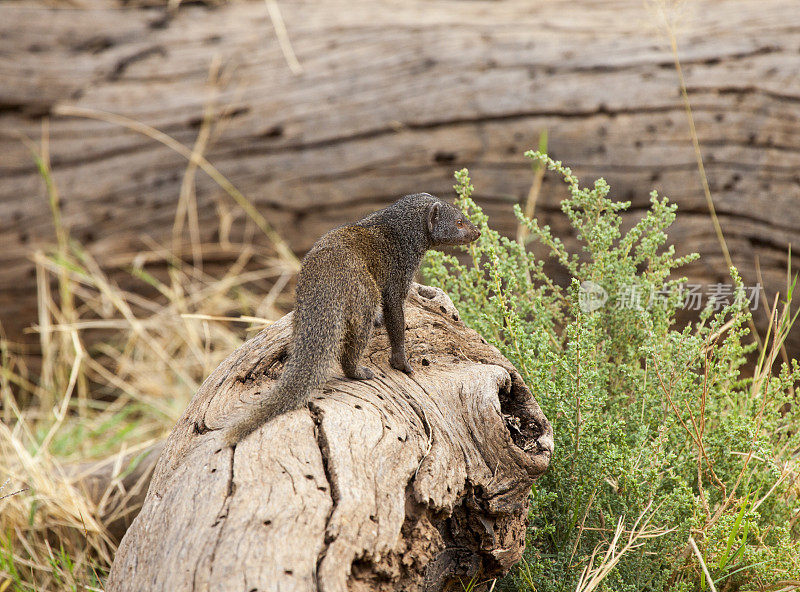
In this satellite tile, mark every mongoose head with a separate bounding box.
[425,197,481,246]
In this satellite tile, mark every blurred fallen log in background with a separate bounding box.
[2,0,798,357]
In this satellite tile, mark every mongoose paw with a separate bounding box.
[390,354,414,375]
[346,366,374,380]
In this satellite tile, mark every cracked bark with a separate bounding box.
[2,0,800,359]
[106,284,553,592]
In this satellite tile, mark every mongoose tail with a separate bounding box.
[222,299,345,447]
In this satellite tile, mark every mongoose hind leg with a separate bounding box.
[341,314,375,381]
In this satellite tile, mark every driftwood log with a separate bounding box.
[2,0,800,357]
[104,284,553,591]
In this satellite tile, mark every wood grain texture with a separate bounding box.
[106,284,553,591]
[2,0,799,354]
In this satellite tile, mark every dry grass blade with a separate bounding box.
[517,129,548,246]
[181,313,272,326]
[649,0,762,353]
[0,478,28,502]
[35,331,85,457]
[265,0,303,75]
[574,501,674,592]
[173,57,223,269]
[688,536,718,592]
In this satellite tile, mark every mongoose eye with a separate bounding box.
[456,219,463,228]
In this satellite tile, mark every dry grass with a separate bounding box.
[0,108,297,590]
[575,501,676,592]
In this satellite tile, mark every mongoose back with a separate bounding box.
[223,193,480,446]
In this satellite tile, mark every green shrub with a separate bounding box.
[423,154,800,591]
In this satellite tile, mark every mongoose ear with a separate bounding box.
[427,202,440,234]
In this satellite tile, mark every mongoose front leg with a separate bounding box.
[382,292,413,374]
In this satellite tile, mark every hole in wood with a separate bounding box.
[262,124,284,139]
[433,151,456,164]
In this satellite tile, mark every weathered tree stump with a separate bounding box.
[106,284,553,591]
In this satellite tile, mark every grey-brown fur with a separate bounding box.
[223,193,480,446]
